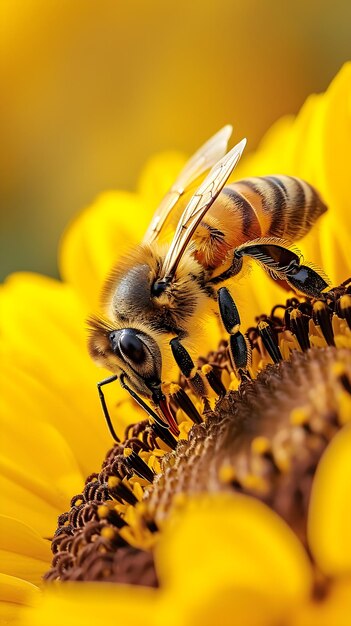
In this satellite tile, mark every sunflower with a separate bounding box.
[1,64,350,626]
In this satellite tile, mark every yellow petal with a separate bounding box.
[0,475,60,540]
[308,423,351,576]
[0,517,50,562]
[321,62,351,226]
[234,115,295,179]
[233,64,351,286]
[287,93,324,183]
[0,517,51,586]
[0,419,83,513]
[156,494,312,624]
[318,216,350,287]
[0,574,38,606]
[60,191,152,308]
[0,574,38,626]
[21,584,158,626]
[161,587,281,626]
[306,62,351,284]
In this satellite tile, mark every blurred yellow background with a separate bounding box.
[1,0,350,280]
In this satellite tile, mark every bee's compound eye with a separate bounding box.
[118,329,146,364]
[109,331,120,354]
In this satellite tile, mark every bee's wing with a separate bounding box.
[142,125,233,245]
[160,138,247,280]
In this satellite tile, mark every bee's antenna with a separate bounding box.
[97,375,120,442]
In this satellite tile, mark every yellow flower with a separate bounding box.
[232,61,351,320]
[0,63,350,625]
[15,368,351,626]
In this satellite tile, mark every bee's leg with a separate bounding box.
[170,338,206,397]
[97,375,120,442]
[217,287,251,379]
[210,239,330,298]
[170,338,226,407]
[234,240,330,298]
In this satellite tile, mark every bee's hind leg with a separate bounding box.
[234,240,330,298]
[217,287,252,381]
[210,239,330,299]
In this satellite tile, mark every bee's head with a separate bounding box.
[88,322,163,400]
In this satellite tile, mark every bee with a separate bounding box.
[88,126,329,442]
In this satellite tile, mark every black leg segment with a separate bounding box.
[228,333,249,370]
[209,239,329,298]
[235,242,300,274]
[234,240,330,298]
[170,338,206,397]
[218,287,251,374]
[285,265,329,298]
[218,286,240,334]
[170,338,194,378]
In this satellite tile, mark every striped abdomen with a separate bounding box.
[193,175,327,269]
[228,175,327,241]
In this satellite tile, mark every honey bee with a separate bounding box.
[88,126,329,442]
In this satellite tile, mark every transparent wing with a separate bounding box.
[160,138,247,280]
[142,125,233,244]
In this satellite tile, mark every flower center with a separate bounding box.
[45,281,351,589]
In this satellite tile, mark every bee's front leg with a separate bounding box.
[170,338,206,397]
[170,337,226,414]
[97,374,170,442]
[217,287,251,381]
